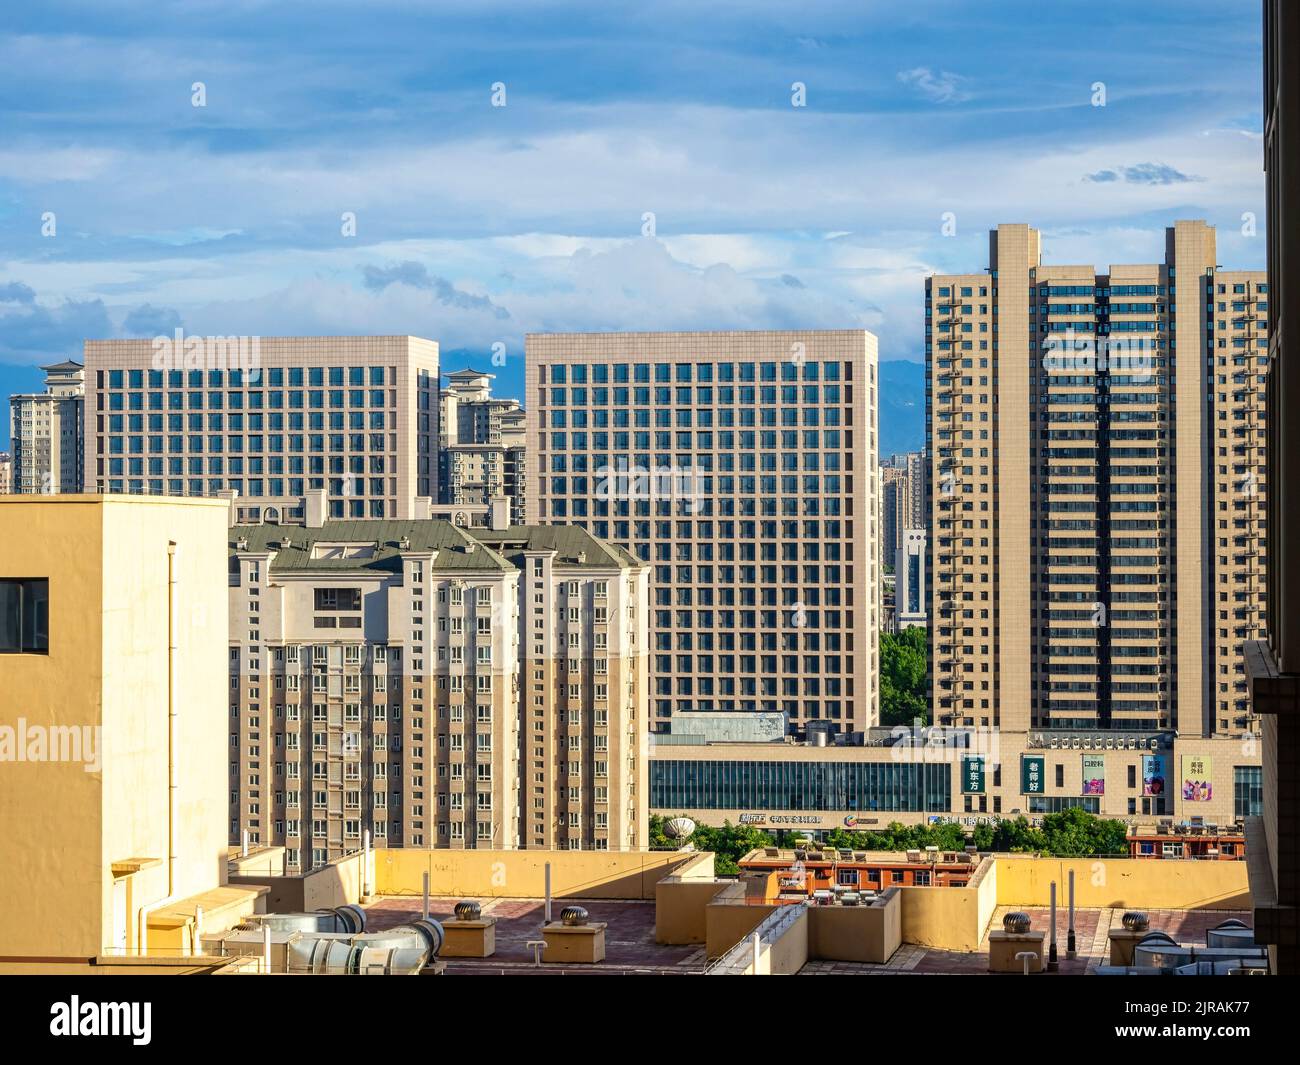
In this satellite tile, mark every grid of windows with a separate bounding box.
[649,759,950,813]
[529,334,878,733]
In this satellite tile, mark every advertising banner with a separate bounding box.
[962,755,985,794]
[1181,754,1213,802]
[1082,754,1105,796]
[1142,754,1166,797]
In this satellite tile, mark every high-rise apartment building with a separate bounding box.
[438,368,527,523]
[526,330,880,734]
[926,221,1267,739]
[895,529,927,630]
[227,500,648,869]
[0,453,10,494]
[8,360,85,493]
[881,451,926,564]
[83,336,439,518]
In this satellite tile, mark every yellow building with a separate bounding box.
[0,494,262,969]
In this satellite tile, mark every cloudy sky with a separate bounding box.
[0,0,1267,441]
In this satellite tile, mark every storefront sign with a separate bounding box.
[962,755,985,794]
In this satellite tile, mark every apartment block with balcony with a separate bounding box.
[926,221,1268,740]
[471,524,649,851]
[438,368,527,524]
[83,336,439,518]
[526,330,880,735]
[8,360,84,493]
[227,502,649,870]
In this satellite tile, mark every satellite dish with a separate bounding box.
[664,817,696,840]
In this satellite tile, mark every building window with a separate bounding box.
[0,578,49,654]
[1234,765,1263,819]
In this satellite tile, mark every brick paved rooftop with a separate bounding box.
[366,896,704,974]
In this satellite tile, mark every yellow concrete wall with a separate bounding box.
[807,892,902,964]
[656,878,727,944]
[974,854,999,940]
[0,496,231,960]
[0,500,105,958]
[100,498,231,955]
[374,847,697,900]
[766,908,809,975]
[706,901,777,960]
[899,881,985,951]
[303,852,366,910]
[994,856,1251,910]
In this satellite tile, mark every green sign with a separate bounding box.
[1021,755,1046,795]
[962,755,985,794]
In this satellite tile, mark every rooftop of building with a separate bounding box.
[230,518,641,574]
[231,518,513,574]
[800,905,1255,976]
[469,523,642,569]
[366,896,702,974]
[739,847,980,868]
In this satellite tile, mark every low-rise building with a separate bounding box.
[649,726,1261,838]
[0,494,261,967]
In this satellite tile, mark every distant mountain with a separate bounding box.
[879,358,925,457]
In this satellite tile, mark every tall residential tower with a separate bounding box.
[8,360,85,493]
[926,221,1267,739]
[437,368,528,523]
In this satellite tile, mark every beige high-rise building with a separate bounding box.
[526,330,880,734]
[83,336,440,518]
[926,221,1267,739]
[0,452,10,494]
[8,360,84,493]
[438,368,528,523]
[227,499,648,869]
[881,451,925,564]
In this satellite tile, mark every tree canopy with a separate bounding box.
[879,626,928,727]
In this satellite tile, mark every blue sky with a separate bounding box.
[0,0,1267,446]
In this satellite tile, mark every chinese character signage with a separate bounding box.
[962,755,985,794]
[1181,755,1213,802]
[1142,754,1166,797]
[1082,754,1105,796]
[1021,755,1045,795]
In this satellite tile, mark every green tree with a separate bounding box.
[649,815,776,875]
[879,626,928,726]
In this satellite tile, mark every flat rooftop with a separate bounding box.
[740,848,978,866]
[366,896,703,974]
[798,905,1254,975]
